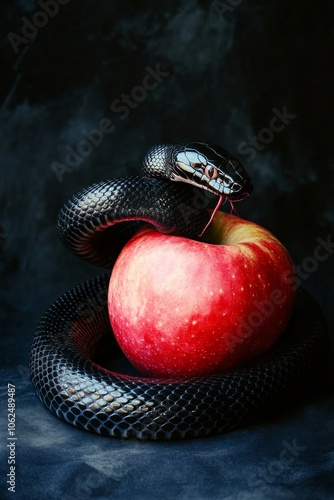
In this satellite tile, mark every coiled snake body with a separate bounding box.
[30,143,328,440]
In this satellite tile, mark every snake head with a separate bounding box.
[170,142,253,201]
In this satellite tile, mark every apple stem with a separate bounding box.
[199,195,224,237]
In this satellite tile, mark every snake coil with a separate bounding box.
[30,143,328,439]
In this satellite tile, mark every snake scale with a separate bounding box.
[30,143,328,439]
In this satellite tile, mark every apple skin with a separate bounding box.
[108,212,296,378]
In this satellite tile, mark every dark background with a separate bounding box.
[1,1,334,499]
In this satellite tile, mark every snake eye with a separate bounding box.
[205,165,219,179]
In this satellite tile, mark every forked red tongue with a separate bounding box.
[199,194,224,237]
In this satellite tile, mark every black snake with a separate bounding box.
[30,143,328,439]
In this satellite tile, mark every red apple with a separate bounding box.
[107,212,296,378]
